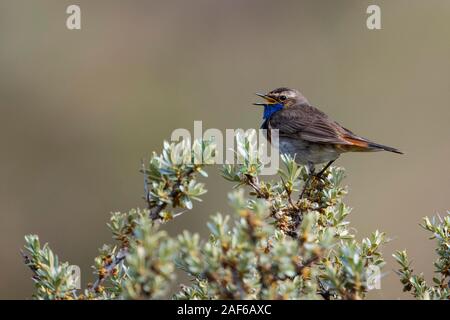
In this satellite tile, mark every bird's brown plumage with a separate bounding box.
[269,104,364,146]
[260,88,403,164]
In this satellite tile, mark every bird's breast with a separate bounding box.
[278,137,340,165]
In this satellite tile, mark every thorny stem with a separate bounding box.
[243,173,310,238]
[90,248,128,293]
[21,249,79,298]
[299,173,313,200]
[147,167,197,220]
[90,166,198,294]
[244,174,268,200]
[280,176,298,210]
[318,281,332,300]
[21,250,42,289]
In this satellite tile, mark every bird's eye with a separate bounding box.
[279,95,287,101]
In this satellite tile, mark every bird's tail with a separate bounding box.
[367,142,403,154]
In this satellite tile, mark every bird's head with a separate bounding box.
[254,87,309,120]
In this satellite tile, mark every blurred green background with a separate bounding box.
[1,0,449,299]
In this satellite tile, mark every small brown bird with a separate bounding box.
[254,87,402,176]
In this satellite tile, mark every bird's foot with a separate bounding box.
[315,160,335,180]
[299,163,333,200]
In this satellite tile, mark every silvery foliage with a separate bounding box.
[22,132,438,300]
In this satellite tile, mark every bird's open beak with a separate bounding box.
[253,93,277,106]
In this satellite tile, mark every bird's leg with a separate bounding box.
[315,160,335,179]
[299,163,315,200]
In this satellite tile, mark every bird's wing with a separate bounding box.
[268,105,370,148]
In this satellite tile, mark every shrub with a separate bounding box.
[393,214,449,299]
[21,133,447,300]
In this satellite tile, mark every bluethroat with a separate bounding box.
[254,87,402,178]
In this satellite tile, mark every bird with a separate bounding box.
[254,87,402,178]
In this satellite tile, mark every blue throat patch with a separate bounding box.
[263,103,283,119]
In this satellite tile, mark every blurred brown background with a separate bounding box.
[1,0,449,299]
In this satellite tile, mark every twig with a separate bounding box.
[244,174,268,199]
[90,166,198,293]
[21,250,39,281]
[90,247,128,293]
[148,167,196,220]
[280,176,298,210]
